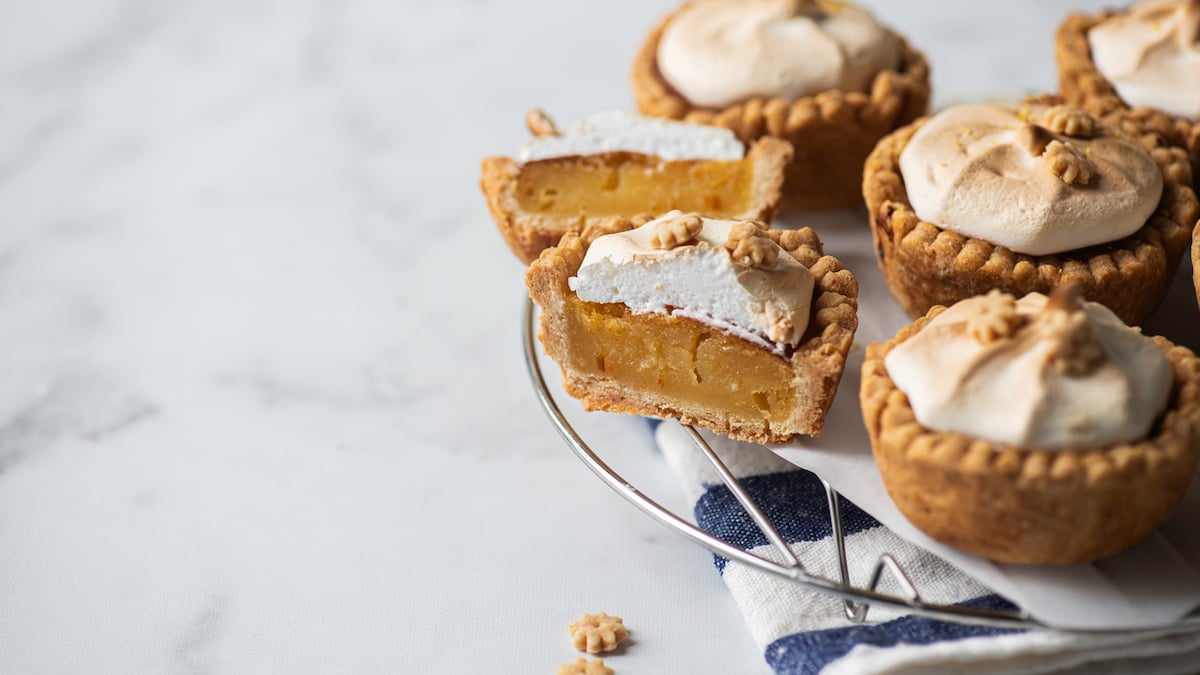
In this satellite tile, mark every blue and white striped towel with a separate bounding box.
[654,421,1200,675]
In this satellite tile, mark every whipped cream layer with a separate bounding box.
[885,291,1172,450]
[656,0,901,108]
[898,103,1162,256]
[569,212,814,353]
[1089,0,1200,120]
[517,111,745,163]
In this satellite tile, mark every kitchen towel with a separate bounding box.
[654,421,1200,675]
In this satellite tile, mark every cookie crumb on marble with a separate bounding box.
[568,612,628,654]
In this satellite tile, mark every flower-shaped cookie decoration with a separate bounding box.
[1040,105,1094,138]
[556,657,613,675]
[965,290,1025,344]
[1043,140,1097,186]
[725,221,779,268]
[650,212,704,249]
[1039,284,1105,375]
[568,612,628,654]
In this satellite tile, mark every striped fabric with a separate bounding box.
[654,422,1200,675]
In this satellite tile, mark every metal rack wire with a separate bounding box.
[522,298,1200,633]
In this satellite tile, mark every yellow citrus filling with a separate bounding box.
[516,154,755,217]
[561,293,797,423]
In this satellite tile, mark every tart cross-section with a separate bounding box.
[527,212,857,444]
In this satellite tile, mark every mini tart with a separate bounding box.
[481,135,791,265]
[861,305,1200,565]
[1056,10,1200,189]
[527,217,858,444]
[631,9,930,212]
[862,110,1197,326]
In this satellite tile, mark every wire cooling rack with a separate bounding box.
[523,297,1200,633]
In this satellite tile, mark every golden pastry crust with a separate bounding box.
[1056,11,1200,188]
[861,306,1200,565]
[568,612,628,654]
[527,217,858,444]
[480,135,792,265]
[861,112,1197,326]
[1194,221,1200,311]
[630,7,930,212]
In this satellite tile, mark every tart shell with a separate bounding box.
[526,217,858,444]
[862,114,1197,326]
[1056,11,1200,191]
[861,306,1200,566]
[631,9,930,212]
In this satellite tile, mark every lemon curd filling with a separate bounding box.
[514,155,754,218]
[561,294,798,423]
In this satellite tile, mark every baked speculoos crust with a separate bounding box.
[861,112,1197,326]
[526,216,857,444]
[861,307,1200,566]
[630,8,930,212]
[1056,11,1200,190]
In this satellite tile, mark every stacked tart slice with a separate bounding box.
[481,110,792,263]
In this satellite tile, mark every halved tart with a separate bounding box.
[527,212,857,444]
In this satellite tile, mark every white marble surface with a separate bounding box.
[1,1,1186,674]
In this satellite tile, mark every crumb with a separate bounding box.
[966,290,1024,343]
[1040,105,1094,138]
[1043,140,1096,185]
[650,212,703,249]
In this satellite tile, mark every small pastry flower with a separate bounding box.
[525,108,560,138]
[965,290,1025,343]
[568,612,628,654]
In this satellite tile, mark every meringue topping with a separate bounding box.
[885,289,1173,450]
[1089,0,1200,120]
[517,110,746,163]
[898,103,1163,256]
[656,0,902,108]
[569,212,814,353]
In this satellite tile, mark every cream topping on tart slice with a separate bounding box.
[569,211,813,354]
[656,0,901,107]
[884,287,1172,450]
[898,103,1162,256]
[1089,0,1200,120]
[516,110,746,163]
